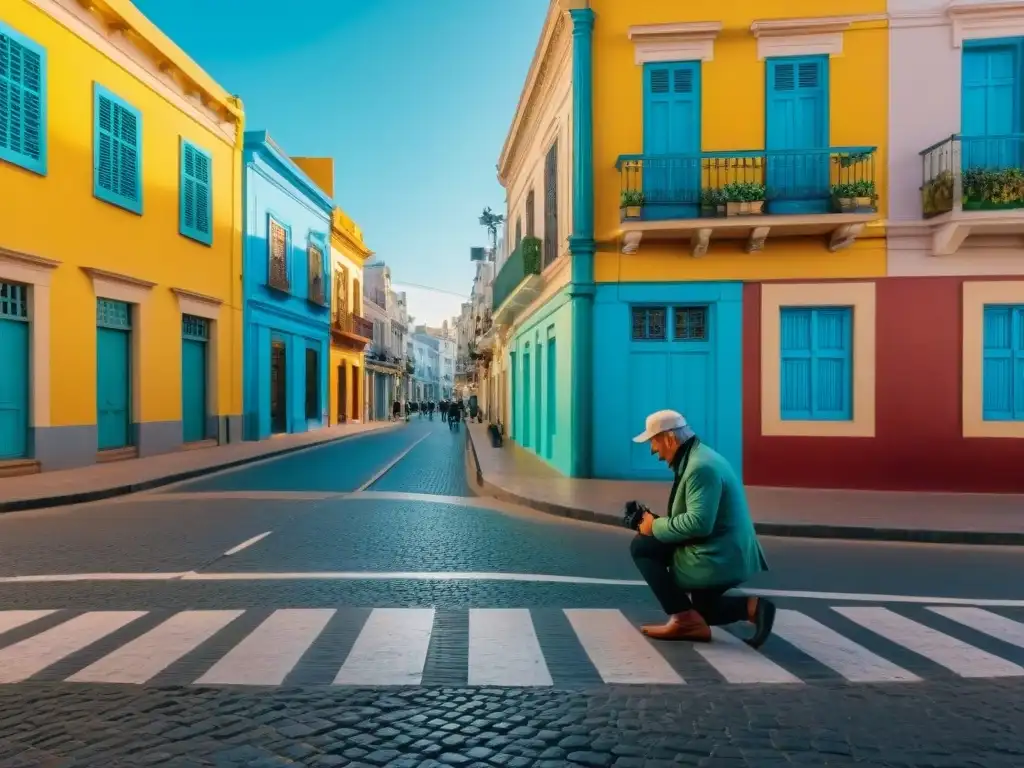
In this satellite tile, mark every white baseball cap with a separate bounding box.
[632,409,688,443]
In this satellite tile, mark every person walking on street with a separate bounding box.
[628,410,775,648]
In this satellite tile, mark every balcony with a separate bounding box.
[615,147,879,256]
[492,237,542,326]
[331,311,372,348]
[920,134,1024,256]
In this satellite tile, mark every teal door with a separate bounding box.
[96,299,132,451]
[0,282,30,460]
[546,337,556,459]
[766,56,830,214]
[962,40,1021,172]
[643,62,701,219]
[181,315,209,443]
[522,350,531,448]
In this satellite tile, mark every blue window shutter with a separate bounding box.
[642,61,700,204]
[92,83,142,214]
[780,309,813,419]
[179,138,213,245]
[982,304,1024,421]
[0,22,46,175]
[780,307,852,421]
[766,56,829,206]
[961,41,1021,169]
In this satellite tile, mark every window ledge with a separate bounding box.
[628,21,723,64]
[949,1,1024,47]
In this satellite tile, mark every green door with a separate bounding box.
[0,282,30,460]
[181,315,209,443]
[96,299,132,451]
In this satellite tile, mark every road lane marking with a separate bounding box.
[333,608,434,686]
[0,611,148,684]
[468,608,552,686]
[1,572,1024,607]
[773,609,920,682]
[222,531,272,557]
[564,609,683,685]
[697,628,802,684]
[927,606,1024,650]
[176,571,646,585]
[68,610,243,684]
[354,433,431,492]
[0,610,55,636]
[196,609,335,686]
[835,607,1024,678]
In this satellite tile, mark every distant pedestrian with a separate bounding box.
[392,400,401,421]
[627,410,775,647]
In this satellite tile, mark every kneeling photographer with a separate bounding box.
[626,410,775,647]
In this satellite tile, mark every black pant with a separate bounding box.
[630,534,749,624]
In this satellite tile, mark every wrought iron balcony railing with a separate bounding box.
[332,311,373,340]
[615,147,877,220]
[921,133,1024,218]
[492,237,541,312]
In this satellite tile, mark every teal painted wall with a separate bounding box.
[507,288,574,476]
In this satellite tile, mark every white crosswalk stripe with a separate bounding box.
[469,608,552,686]
[197,609,334,686]
[834,607,1024,678]
[564,608,683,684]
[333,608,435,686]
[0,605,1021,688]
[70,610,243,684]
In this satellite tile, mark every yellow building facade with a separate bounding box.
[592,0,889,281]
[0,0,244,474]
[544,0,890,483]
[328,208,372,424]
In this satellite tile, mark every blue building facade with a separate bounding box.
[242,132,333,441]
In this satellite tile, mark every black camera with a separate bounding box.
[622,500,657,531]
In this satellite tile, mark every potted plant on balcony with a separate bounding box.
[700,187,726,218]
[620,189,645,220]
[831,180,877,213]
[721,182,766,216]
[921,170,954,218]
[964,167,1024,210]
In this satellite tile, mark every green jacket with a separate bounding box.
[651,440,768,589]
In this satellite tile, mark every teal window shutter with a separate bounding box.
[982,304,1024,421]
[93,83,142,214]
[179,138,213,245]
[780,307,852,421]
[0,21,47,175]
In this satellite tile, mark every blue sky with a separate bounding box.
[133,0,546,326]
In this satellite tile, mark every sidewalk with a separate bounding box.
[465,423,1024,546]
[0,421,400,513]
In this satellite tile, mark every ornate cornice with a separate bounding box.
[497,4,570,186]
[331,208,373,262]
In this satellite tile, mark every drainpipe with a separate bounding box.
[568,6,595,478]
[230,101,245,443]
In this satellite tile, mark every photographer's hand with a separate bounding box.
[638,512,655,537]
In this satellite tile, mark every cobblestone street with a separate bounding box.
[0,420,1021,765]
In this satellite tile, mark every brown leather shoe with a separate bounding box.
[641,610,712,642]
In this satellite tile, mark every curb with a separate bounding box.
[0,423,404,514]
[464,428,1024,547]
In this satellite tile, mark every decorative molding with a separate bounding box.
[0,246,61,273]
[691,229,711,257]
[498,7,570,184]
[750,15,864,60]
[28,0,240,143]
[888,10,945,30]
[171,287,222,321]
[81,266,155,305]
[628,21,722,65]
[948,0,1024,47]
